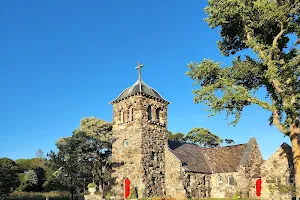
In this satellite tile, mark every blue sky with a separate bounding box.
[0,0,289,160]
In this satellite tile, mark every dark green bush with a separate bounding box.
[10,191,68,200]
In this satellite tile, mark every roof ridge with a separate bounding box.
[204,143,247,149]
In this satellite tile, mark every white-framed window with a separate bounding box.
[217,176,223,186]
[228,175,234,186]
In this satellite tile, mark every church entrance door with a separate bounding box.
[256,178,262,196]
[124,178,131,199]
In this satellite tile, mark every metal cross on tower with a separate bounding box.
[135,61,144,80]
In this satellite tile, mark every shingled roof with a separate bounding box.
[168,140,212,173]
[110,79,170,104]
[168,139,252,174]
[201,144,247,173]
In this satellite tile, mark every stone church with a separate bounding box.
[110,62,295,199]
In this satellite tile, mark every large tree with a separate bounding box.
[77,117,113,198]
[185,128,223,147]
[48,117,113,199]
[47,131,93,200]
[187,0,300,197]
[0,158,19,199]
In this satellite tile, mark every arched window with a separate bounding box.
[156,108,161,122]
[151,151,155,160]
[123,139,129,147]
[120,110,124,124]
[129,106,133,122]
[147,105,152,121]
[217,176,223,186]
[228,175,234,186]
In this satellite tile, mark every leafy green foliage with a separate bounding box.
[77,117,113,197]
[87,183,96,188]
[225,138,235,144]
[10,191,68,200]
[47,117,113,200]
[167,131,186,142]
[187,0,300,133]
[79,117,112,141]
[0,158,19,199]
[16,158,44,171]
[47,131,93,200]
[16,158,47,192]
[127,187,138,199]
[186,128,223,147]
[25,170,38,186]
[187,0,300,196]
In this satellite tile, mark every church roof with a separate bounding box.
[110,79,170,104]
[168,140,249,173]
[201,143,247,173]
[110,61,170,104]
[168,140,212,173]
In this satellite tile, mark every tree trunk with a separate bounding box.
[102,182,105,199]
[290,129,300,199]
[99,180,103,198]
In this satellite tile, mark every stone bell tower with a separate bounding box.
[110,62,170,198]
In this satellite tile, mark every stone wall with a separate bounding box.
[111,95,168,198]
[184,173,211,199]
[165,149,186,198]
[260,143,294,200]
[210,172,239,198]
[241,139,264,198]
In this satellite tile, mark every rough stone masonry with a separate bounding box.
[110,62,295,199]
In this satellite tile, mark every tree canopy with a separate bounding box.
[167,131,185,142]
[185,128,223,147]
[0,158,19,199]
[47,117,113,200]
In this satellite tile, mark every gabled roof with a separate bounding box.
[168,140,212,173]
[110,79,170,104]
[201,143,247,173]
[168,139,251,173]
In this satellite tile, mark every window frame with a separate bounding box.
[228,175,235,186]
[120,109,125,124]
[156,107,161,122]
[217,176,223,186]
[129,106,133,122]
[147,105,152,121]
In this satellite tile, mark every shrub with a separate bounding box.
[10,191,68,200]
[87,182,97,188]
